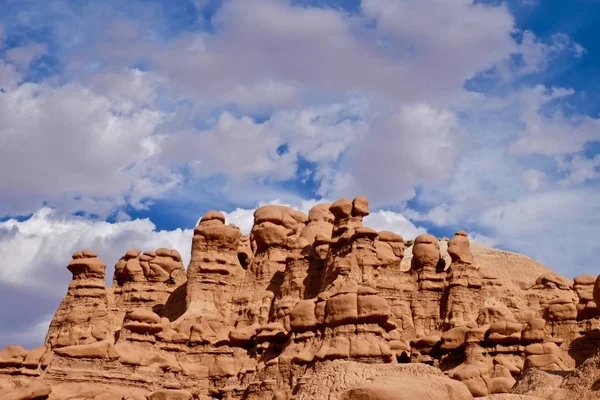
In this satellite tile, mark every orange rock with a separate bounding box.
[3,196,596,400]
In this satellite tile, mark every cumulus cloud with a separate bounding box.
[516,31,585,76]
[361,0,517,85]
[0,80,181,216]
[58,0,521,109]
[0,0,589,220]
[0,208,193,293]
[521,169,546,192]
[153,100,367,185]
[507,86,600,156]
[477,187,600,277]
[557,154,600,187]
[323,103,467,204]
[5,42,48,71]
[0,59,20,90]
[363,211,426,240]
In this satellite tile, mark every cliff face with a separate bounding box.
[1,197,599,400]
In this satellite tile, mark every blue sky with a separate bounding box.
[0,0,599,348]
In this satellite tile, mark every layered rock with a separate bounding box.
[2,196,600,400]
[442,231,483,329]
[411,233,445,337]
[575,274,597,319]
[181,211,245,330]
[279,197,397,366]
[45,250,113,348]
[111,248,186,326]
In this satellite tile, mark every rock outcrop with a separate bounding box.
[45,250,113,348]
[1,196,600,400]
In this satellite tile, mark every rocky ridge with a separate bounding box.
[1,197,600,400]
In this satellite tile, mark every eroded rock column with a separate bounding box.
[46,250,113,348]
[411,234,445,337]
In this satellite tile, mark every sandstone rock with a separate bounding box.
[330,199,353,219]
[412,234,441,271]
[290,300,320,331]
[22,346,48,369]
[54,341,118,360]
[147,389,193,400]
[352,196,369,217]
[441,326,470,350]
[201,210,226,223]
[1,381,52,400]
[3,196,599,400]
[448,231,473,265]
[45,252,113,348]
[443,231,484,328]
[341,374,473,400]
[0,345,27,367]
[511,368,563,399]
[411,234,445,336]
[593,274,600,315]
[295,361,470,400]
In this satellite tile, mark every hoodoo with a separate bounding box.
[1,197,600,400]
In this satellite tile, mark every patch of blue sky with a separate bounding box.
[465,0,600,117]
[274,153,322,199]
[112,171,236,230]
[250,113,273,124]
[512,0,600,115]
[0,1,207,57]
[291,0,361,14]
[582,141,600,159]
[112,200,199,230]
[24,54,64,83]
[0,213,34,223]
[194,0,223,34]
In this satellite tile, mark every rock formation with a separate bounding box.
[2,196,600,400]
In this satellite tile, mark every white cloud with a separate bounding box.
[72,0,521,109]
[0,208,193,294]
[508,86,600,156]
[5,42,48,71]
[0,0,586,222]
[518,32,585,74]
[557,154,600,187]
[478,187,600,277]
[0,59,20,90]
[153,100,367,185]
[219,207,256,235]
[217,80,301,113]
[323,103,467,205]
[522,169,546,191]
[361,0,517,87]
[364,210,426,240]
[0,81,181,216]
[468,232,500,248]
[155,112,297,182]
[84,68,166,112]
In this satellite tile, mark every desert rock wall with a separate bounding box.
[1,196,599,400]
